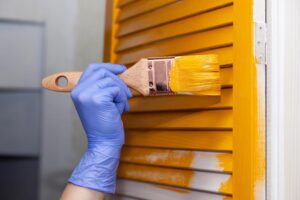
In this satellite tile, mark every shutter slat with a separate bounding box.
[129,88,232,112]
[122,46,233,66]
[117,0,233,36]
[118,163,232,194]
[117,0,137,8]
[116,6,233,51]
[193,46,233,67]
[125,130,232,151]
[123,109,232,129]
[116,179,232,200]
[117,0,178,22]
[121,147,232,172]
[115,26,233,64]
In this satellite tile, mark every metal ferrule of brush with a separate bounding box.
[147,57,176,96]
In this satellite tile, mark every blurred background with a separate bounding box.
[0,0,106,199]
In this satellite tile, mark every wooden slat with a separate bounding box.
[121,147,233,172]
[118,163,232,194]
[116,6,233,51]
[123,109,232,129]
[193,46,233,67]
[129,88,232,112]
[115,26,233,64]
[125,130,232,151]
[116,179,232,200]
[117,0,136,8]
[117,0,233,36]
[117,0,178,22]
[123,46,233,66]
[221,67,233,87]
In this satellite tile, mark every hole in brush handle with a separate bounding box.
[55,75,68,88]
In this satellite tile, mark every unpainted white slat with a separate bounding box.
[116,179,231,200]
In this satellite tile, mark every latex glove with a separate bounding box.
[69,63,132,193]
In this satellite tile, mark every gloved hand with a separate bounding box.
[69,63,132,193]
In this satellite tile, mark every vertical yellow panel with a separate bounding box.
[233,0,265,199]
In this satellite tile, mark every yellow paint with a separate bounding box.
[169,55,220,96]
[117,0,136,7]
[219,176,233,195]
[254,54,266,198]
[117,0,233,36]
[111,0,265,199]
[121,147,194,169]
[121,147,233,172]
[217,153,233,172]
[156,185,189,194]
[233,0,265,199]
[125,130,233,151]
[116,26,233,64]
[110,0,119,64]
[128,88,232,112]
[118,163,194,189]
[117,0,177,22]
[194,46,233,67]
[116,6,233,51]
[123,109,233,129]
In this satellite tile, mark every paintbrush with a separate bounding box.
[42,55,221,96]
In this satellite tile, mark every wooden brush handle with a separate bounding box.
[42,71,141,96]
[42,72,81,92]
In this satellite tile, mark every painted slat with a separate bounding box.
[117,0,178,22]
[117,0,233,36]
[115,26,233,64]
[116,6,233,51]
[221,67,233,87]
[123,46,233,67]
[116,179,232,200]
[129,88,232,112]
[193,46,233,67]
[125,130,232,151]
[121,147,233,172]
[118,163,232,194]
[123,109,232,129]
[117,0,136,8]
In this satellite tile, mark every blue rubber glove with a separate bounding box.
[69,63,132,193]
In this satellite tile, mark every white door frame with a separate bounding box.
[267,0,300,199]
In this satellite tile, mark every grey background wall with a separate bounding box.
[0,0,106,199]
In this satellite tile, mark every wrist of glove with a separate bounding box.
[68,63,131,193]
[69,145,122,193]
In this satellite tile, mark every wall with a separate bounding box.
[0,0,106,199]
[40,0,106,199]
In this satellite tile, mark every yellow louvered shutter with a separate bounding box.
[105,0,265,199]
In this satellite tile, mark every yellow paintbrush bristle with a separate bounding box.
[169,54,221,96]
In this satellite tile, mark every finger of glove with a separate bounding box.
[96,68,131,98]
[79,63,126,83]
[97,78,128,113]
[74,77,127,114]
[94,86,126,114]
[75,67,132,99]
